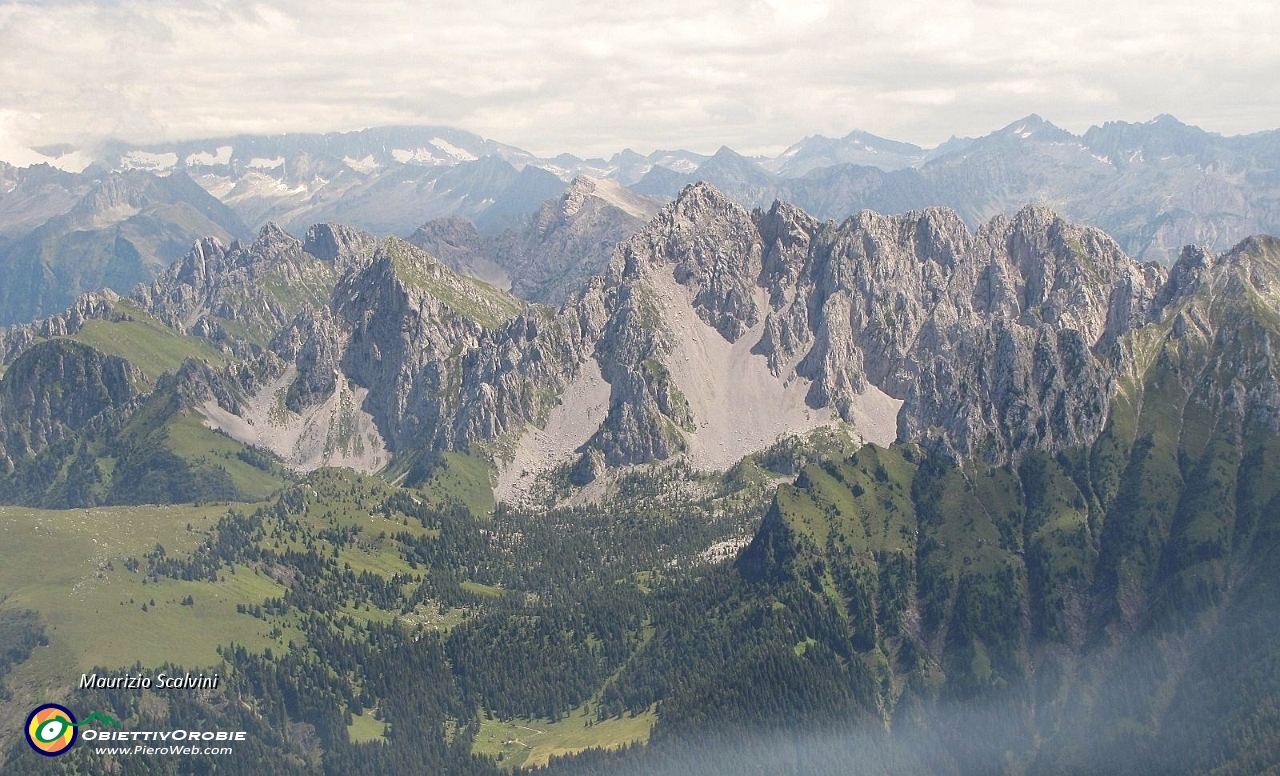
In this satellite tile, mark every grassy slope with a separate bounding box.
[474,706,657,770]
[65,300,226,384]
[0,502,295,757]
[346,708,387,744]
[0,466,481,759]
[12,299,289,505]
[275,468,431,581]
[164,412,288,501]
[0,503,289,670]
[426,451,497,518]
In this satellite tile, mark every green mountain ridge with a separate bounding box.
[605,235,1280,773]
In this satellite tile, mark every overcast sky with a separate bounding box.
[0,0,1276,164]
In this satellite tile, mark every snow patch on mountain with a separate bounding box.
[121,151,178,171]
[26,147,95,173]
[650,154,702,174]
[342,155,380,173]
[388,141,478,165]
[431,138,478,162]
[391,148,436,164]
[185,146,233,166]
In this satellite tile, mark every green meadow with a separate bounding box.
[0,502,296,752]
[67,313,226,385]
[473,705,656,770]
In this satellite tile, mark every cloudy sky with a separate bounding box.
[0,0,1276,163]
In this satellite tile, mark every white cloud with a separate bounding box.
[761,0,831,26]
[0,0,1276,161]
[0,109,47,166]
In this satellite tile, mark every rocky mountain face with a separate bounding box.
[251,183,1176,500]
[405,218,504,288]
[0,170,251,324]
[401,183,1269,501]
[134,221,375,347]
[496,176,662,302]
[131,232,534,474]
[0,289,128,364]
[523,184,1160,475]
[1,182,1276,513]
[0,162,96,239]
[0,339,139,472]
[0,219,384,480]
[409,176,662,305]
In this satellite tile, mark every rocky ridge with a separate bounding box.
[4,182,1277,509]
[324,183,1183,496]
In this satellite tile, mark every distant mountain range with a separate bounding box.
[0,166,250,325]
[2,115,1278,323]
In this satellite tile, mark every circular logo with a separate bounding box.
[25,704,78,756]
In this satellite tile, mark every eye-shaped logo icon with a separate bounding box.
[25,704,78,756]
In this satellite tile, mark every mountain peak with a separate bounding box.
[565,174,601,195]
[610,148,647,166]
[996,114,1073,141]
[303,223,377,270]
[371,236,522,329]
[558,175,606,219]
[841,129,926,154]
[672,181,736,212]
[251,221,301,255]
[558,175,659,222]
[997,113,1044,131]
[1010,202,1064,225]
[1218,234,1280,277]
